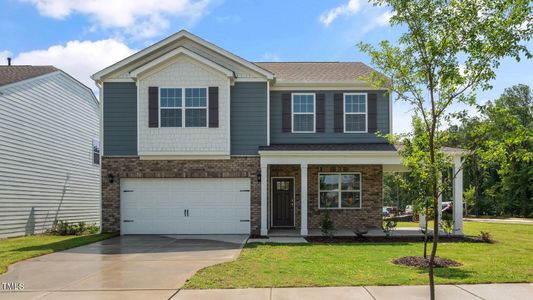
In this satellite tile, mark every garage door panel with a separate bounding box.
[120,178,250,235]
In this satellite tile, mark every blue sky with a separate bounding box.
[1,0,531,133]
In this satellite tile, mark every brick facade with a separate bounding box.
[308,165,383,229]
[101,156,261,234]
[102,157,382,235]
[268,165,383,230]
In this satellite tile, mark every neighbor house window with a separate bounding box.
[160,88,182,127]
[292,93,315,132]
[92,139,100,165]
[159,88,207,127]
[318,173,362,209]
[344,93,367,132]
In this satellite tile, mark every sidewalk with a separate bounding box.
[464,218,533,225]
[171,283,533,300]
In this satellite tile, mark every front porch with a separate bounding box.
[258,145,465,237]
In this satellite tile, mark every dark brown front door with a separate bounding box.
[272,178,294,227]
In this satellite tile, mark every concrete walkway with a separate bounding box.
[170,284,533,300]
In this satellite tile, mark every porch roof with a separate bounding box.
[258,143,398,152]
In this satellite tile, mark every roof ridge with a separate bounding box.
[254,61,363,63]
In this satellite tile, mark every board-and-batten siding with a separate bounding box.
[102,82,137,156]
[230,82,268,155]
[270,90,390,144]
[0,72,100,238]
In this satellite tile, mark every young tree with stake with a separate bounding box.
[358,1,532,299]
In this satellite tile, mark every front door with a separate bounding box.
[272,178,294,227]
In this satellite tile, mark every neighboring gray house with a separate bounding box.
[93,30,465,236]
[0,65,100,238]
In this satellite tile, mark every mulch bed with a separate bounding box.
[305,235,487,244]
[392,256,463,268]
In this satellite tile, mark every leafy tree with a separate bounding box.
[463,84,533,216]
[358,1,532,298]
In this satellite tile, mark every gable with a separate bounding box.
[93,30,273,82]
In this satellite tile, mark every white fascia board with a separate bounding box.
[259,151,402,165]
[270,82,389,91]
[92,30,275,81]
[259,150,402,165]
[129,47,235,79]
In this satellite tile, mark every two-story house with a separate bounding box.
[93,30,464,236]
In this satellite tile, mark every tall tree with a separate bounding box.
[470,84,533,216]
[358,1,532,298]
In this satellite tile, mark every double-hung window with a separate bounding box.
[160,88,207,127]
[185,88,207,127]
[292,93,315,132]
[160,88,182,127]
[319,173,362,209]
[344,93,367,132]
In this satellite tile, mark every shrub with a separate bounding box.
[479,231,495,243]
[320,210,336,238]
[51,220,100,236]
[382,219,397,236]
[440,213,454,235]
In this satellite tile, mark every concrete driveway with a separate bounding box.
[0,235,247,300]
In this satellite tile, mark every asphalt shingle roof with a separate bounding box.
[253,62,378,83]
[258,144,398,151]
[0,65,59,87]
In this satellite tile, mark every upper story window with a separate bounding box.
[292,93,315,133]
[160,88,207,128]
[344,93,367,133]
[160,88,182,127]
[185,88,207,127]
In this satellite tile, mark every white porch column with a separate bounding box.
[260,165,268,236]
[453,156,464,235]
[300,163,308,236]
[438,175,443,232]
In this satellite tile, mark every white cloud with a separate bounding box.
[319,0,365,26]
[21,0,212,38]
[375,10,393,27]
[0,50,12,64]
[259,52,281,62]
[6,39,135,91]
[361,10,394,34]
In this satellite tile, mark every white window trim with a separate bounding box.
[343,93,368,133]
[318,172,362,210]
[291,93,316,133]
[92,139,100,165]
[158,87,209,128]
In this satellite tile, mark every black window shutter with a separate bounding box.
[208,87,219,128]
[282,93,291,132]
[316,93,325,132]
[334,93,343,132]
[148,86,159,128]
[368,93,378,133]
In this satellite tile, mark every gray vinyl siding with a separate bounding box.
[270,90,390,144]
[103,82,137,156]
[230,82,268,155]
[0,72,100,238]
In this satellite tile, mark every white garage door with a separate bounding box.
[120,178,251,235]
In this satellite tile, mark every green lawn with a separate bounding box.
[184,222,533,288]
[0,233,116,274]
